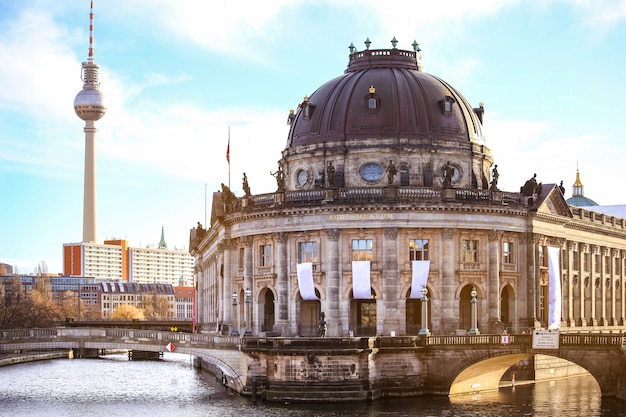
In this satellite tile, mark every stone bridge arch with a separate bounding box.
[442,349,616,397]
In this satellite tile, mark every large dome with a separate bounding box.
[287,49,484,148]
[282,44,493,191]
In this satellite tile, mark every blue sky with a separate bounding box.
[1,0,626,274]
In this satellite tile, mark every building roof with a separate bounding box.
[286,47,485,150]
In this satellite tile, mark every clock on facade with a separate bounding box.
[360,163,384,181]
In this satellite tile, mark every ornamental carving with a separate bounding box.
[274,232,288,243]
[442,228,455,240]
[384,227,398,239]
[488,229,503,241]
[325,228,340,241]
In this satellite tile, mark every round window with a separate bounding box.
[360,163,383,181]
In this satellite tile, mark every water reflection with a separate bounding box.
[0,353,621,417]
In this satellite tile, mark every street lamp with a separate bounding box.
[244,288,252,336]
[469,287,480,335]
[418,286,430,336]
[230,292,239,336]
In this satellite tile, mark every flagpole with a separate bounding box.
[227,126,231,189]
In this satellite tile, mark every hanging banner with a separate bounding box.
[547,246,562,330]
[352,261,371,299]
[410,260,430,298]
[296,263,319,300]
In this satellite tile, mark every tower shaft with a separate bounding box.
[83,120,97,243]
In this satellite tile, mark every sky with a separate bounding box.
[1,0,626,274]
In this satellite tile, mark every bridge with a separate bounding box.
[1,328,625,402]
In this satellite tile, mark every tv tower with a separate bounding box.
[74,1,106,243]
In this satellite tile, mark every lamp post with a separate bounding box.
[244,288,252,336]
[469,287,480,335]
[418,286,430,336]
[231,292,239,336]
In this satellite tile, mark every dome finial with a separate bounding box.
[391,36,398,49]
[412,40,421,52]
[349,42,356,54]
[364,37,371,50]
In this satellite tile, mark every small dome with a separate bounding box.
[566,195,598,207]
[74,88,106,121]
[565,169,598,207]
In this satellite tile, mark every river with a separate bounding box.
[0,352,624,416]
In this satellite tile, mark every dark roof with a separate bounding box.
[286,48,484,149]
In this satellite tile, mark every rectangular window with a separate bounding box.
[409,239,429,261]
[352,239,373,261]
[538,245,545,267]
[260,244,272,267]
[583,253,590,272]
[572,251,579,271]
[238,247,244,270]
[605,256,611,272]
[462,240,478,263]
[502,241,513,264]
[298,242,319,264]
[595,254,601,273]
[615,257,621,275]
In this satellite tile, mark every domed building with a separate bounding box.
[565,168,598,207]
[191,40,626,338]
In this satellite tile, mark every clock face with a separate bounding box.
[296,169,308,186]
[360,163,383,181]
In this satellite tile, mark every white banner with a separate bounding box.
[548,246,561,330]
[410,260,430,298]
[352,261,371,299]
[296,263,319,300]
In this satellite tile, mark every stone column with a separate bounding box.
[621,254,626,325]
[576,243,586,327]
[219,240,233,328]
[529,233,542,329]
[243,236,254,334]
[487,230,502,330]
[611,249,618,326]
[325,228,341,336]
[382,227,399,335]
[440,228,456,331]
[194,263,205,328]
[601,247,609,326]
[274,232,289,335]
[590,246,598,326]
[566,242,576,327]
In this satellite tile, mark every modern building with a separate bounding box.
[173,285,195,320]
[190,40,626,337]
[63,228,194,285]
[63,241,125,281]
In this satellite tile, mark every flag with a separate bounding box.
[226,137,230,163]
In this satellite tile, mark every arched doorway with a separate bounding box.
[459,285,477,332]
[258,288,275,333]
[500,285,515,329]
[350,288,377,336]
[405,287,432,335]
[299,289,321,337]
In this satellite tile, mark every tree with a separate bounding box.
[111,304,145,320]
[140,294,174,319]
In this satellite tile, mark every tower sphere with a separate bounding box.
[74,85,106,121]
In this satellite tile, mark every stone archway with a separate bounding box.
[350,288,377,336]
[299,289,321,337]
[405,287,432,335]
[258,287,276,334]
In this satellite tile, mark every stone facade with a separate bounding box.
[190,45,626,339]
